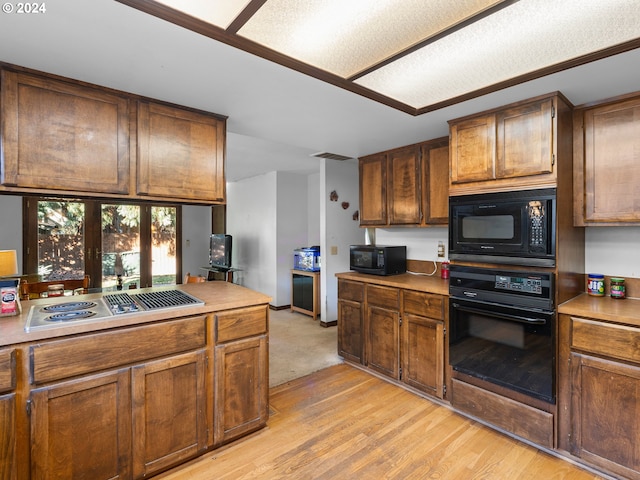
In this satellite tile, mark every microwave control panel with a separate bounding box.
[528,200,546,249]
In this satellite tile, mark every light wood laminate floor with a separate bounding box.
[156,364,606,479]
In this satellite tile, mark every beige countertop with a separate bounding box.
[0,282,272,347]
[335,271,449,296]
[559,292,640,328]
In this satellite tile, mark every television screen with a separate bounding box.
[209,234,232,270]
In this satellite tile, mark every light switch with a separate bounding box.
[330,246,338,255]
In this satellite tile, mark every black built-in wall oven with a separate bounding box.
[449,265,555,404]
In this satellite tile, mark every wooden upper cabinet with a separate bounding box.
[450,114,496,184]
[496,98,554,179]
[421,139,449,224]
[1,69,130,194]
[388,145,421,225]
[449,94,562,194]
[359,153,387,225]
[137,101,226,203]
[574,94,640,225]
[359,137,449,227]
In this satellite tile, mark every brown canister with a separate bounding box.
[610,277,625,299]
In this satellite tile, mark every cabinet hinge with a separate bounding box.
[551,105,555,118]
[443,385,447,395]
[552,154,555,166]
[399,366,402,380]
[399,315,402,326]
[26,399,32,417]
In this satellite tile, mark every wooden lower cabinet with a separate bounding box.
[0,347,16,480]
[337,279,446,400]
[337,280,364,364]
[30,369,133,479]
[562,314,640,479]
[366,285,400,380]
[214,335,268,446]
[569,353,640,479]
[132,350,208,478]
[402,314,444,398]
[0,394,15,480]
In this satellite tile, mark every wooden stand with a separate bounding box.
[291,270,320,320]
[200,267,241,283]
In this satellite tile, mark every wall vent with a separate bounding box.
[311,152,353,161]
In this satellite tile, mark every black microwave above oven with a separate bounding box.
[449,188,556,267]
[349,245,406,276]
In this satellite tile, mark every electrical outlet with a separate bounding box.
[437,241,445,258]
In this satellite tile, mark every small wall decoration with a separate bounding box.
[329,190,338,201]
[341,201,349,210]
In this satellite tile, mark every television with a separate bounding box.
[209,234,232,271]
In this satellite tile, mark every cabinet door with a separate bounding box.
[359,154,387,225]
[0,394,15,480]
[337,299,363,364]
[388,146,421,225]
[132,350,207,479]
[367,305,400,380]
[582,96,640,223]
[421,140,449,224]
[496,97,554,179]
[402,313,444,398]
[30,369,132,480]
[214,335,268,446]
[1,70,130,194]
[449,114,496,184]
[137,101,226,202]
[570,352,640,478]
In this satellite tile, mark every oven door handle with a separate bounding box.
[452,303,548,325]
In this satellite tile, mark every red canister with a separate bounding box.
[441,261,450,279]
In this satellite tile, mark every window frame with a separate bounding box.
[23,196,182,288]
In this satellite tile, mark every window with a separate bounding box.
[24,197,182,289]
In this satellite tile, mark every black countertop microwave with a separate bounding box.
[349,245,407,276]
[449,188,556,267]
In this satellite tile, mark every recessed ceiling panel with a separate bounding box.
[355,0,640,108]
[153,0,252,28]
[237,0,502,78]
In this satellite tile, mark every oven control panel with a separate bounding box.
[495,275,542,294]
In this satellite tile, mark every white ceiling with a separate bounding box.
[1,0,640,182]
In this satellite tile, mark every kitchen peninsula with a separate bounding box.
[0,281,271,480]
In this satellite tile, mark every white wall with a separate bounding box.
[375,227,449,264]
[181,205,211,280]
[276,172,309,305]
[0,195,23,275]
[227,171,309,306]
[320,158,364,323]
[227,172,277,298]
[585,227,640,277]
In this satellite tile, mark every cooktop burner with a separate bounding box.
[42,301,97,313]
[46,310,97,322]
[25,288,205,332]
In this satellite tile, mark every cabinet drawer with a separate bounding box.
[571,317,640,364]
[403,291,443,319]
[338,280,364,303]
[216,305,268,343]
[31,315,207,384]
[366,285,399,310]
[0,348,16,393]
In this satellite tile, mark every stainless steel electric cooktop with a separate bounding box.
[25,289,204,332]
